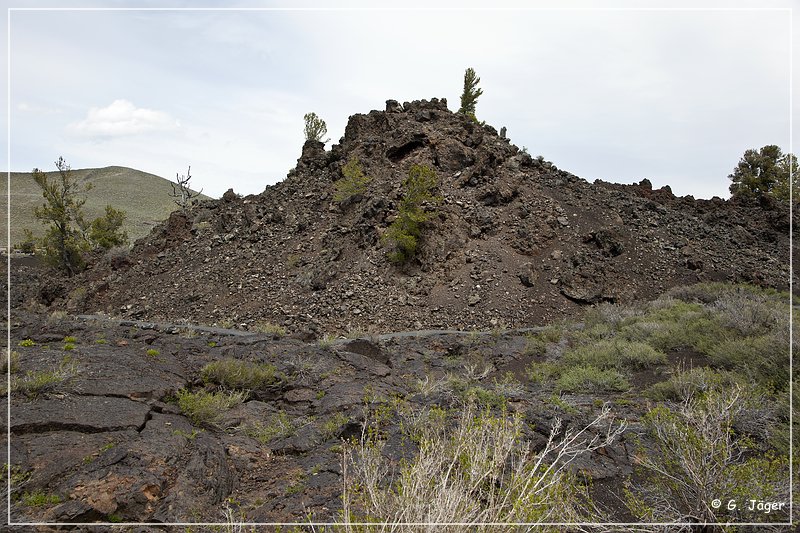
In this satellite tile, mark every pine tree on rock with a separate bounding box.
[458,67,484,120]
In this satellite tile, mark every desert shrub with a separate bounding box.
[670,281,786,305]
[459,385,508,409]
[562,339,666,371]
[201,358,280,390]
[626,378,788,525]
[176,389,246,426]
[525,361,561,384]
[492,372,525,397]
[707,332,788,391]
[333,157,371,203]
[146,348,159,357]
[583,302,643,330]
[382,164,441,264]
[18,339,35,348]
[569,321,615,344]
[556,366,629,393]
[632,301,729,353]
[644,366,742,402]
[340,402,624,529]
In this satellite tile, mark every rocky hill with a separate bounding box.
[53,99,789,334]
[67,98,791,336]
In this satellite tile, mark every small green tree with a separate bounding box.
[333,156,371,203]
[89,205,128,250]
[32,157,129,275]
[729,145,798,201]
[303,112,329,143]
[458,67,484,120]
[32,157,91,276]
[382,164,441,264]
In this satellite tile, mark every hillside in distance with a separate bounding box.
[2,166,210,249]
[71,98,793,335]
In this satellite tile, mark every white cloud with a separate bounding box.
[68,99,180,138]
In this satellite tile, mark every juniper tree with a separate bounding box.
[729,145,798,202]
[458,67,484,119]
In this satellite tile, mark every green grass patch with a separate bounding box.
[21,490,62,507]
[200,358,281,390]
[146,348,159,357]
[245,411,299,444]
[556,366,629,393]
[14,361,77,398]
[562,339,666,371]
[526,361,562,384]
[176,389,246,426]
[320,412,349,440]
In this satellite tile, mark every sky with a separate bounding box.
[2,0,797,199]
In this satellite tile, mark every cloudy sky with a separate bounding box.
[2,0,796,199]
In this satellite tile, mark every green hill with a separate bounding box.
[1,166,211,249]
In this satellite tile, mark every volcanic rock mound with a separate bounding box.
[73,98,792,335]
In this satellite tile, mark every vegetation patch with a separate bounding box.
[13,361,77,398]
[333,156,371,203]
[201,358,281,391]
[340,401,624,526]
[22,490,62,507]
[556,366,629,393]
[382,164,441,264]
[245,411,302,444]
[320,412,349,441]
[627,371,788,524]
[176,389,247,427]
[251,321,287,337]
[562,339,666,371]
